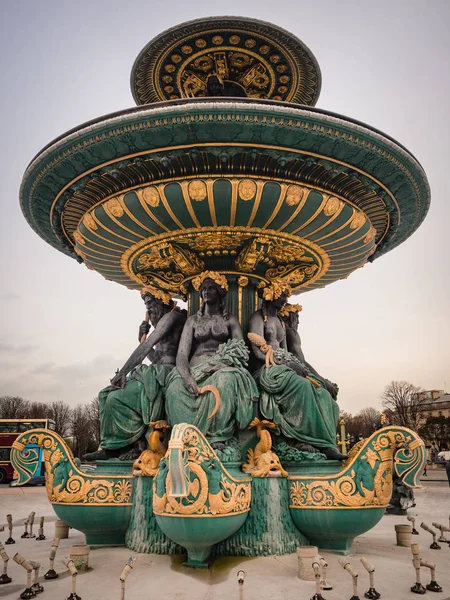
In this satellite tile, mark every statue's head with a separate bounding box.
[279,303,302,328]
[206,74,224,97]
[258,280,292,310]
[140,285,174,326]
[192,271,229,318]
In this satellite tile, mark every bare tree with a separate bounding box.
[49,400,72,437]
[340,407,381,440]
[70,405,93,458]
[358,407,381,433]
[0,396,30,419]
[28,401,51,419]
[381,381,423,431]
[87,397,101,449]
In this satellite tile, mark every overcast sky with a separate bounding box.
[1,0,449,415]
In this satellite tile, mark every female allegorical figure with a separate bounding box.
[165,271,258,446]
[248,282,345,460]
[84,287,186,461]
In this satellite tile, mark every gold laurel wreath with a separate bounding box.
[140,285,172,305]
[191,270,229,292]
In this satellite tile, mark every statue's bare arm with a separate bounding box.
[248,312,267,362]
[228,314,244,340]
[111,312,179,386]
[175,317,198,395]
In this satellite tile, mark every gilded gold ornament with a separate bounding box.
[278,303,302,317]
[153,424,251,517]
[188,180,207,201]
[192,270,229,292]
[261,280,292,301]
[243,418,288,477]
[82,213,97,230]
[73,231,85,245]
[349,210,366,229]
[140,285,172,305]
[324,196,343,216]
[105,198,124,218]
[286,185,305,206]
[238,179,257,201]
[142,186,160,208]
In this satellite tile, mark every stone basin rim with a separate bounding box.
[23,96,425,175]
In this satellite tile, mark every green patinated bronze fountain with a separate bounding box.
[14,16,429,564]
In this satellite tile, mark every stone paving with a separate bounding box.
[0,481,449,600]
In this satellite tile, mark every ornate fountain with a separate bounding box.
[15,17,429,563]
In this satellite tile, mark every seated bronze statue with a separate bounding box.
[248,282,346,461]
[165,271,258,447]
[84,286,186,461]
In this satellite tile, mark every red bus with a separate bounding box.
[0,419,56,484]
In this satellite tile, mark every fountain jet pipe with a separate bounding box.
[63,559,80,600]
[120,555,137,600]
[5,514,14,545]
[420,522,441,549]
[13,553,34,600]
[21,520,29,539]
[420,559,442,593]
[338,557,360,600]
[44,537,60,580]
[410,543,426,594]
[360,557,380,599]
[0,544,12,585]
[27,513,36,539]
[36,517,45,541]
[29,561,44,595]
[319,556,332,590]
[407,515,419,535]
[431,522,449,543]
[310,555,326,600]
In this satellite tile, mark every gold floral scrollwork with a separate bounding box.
[139,186,160,207]
[188,180,207,201]
[170,245,204,275]
[349,210,366,230]
[238,179,257,201]
[105,197,124,218]
[136,242,204,279]
[10,429,132,505]
[73,230,85,245]
[136,272,182,293]
[137,248,172,270]
[153,424,251,516]
[289,427,426,509]
[235,237,271,272]
[269,242,314,264]
[266,264,318,285]
[188,232,247,252]
[82,213,97,230]
[237,276,249,287]
[286,185,306,206]
[323,196,343,216]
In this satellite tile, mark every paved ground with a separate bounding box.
[1,481,449,600]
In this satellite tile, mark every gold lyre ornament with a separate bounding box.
[192,271,229,292]
[261,280,292,301]
[140,285,172,305]
[278,303,302,317]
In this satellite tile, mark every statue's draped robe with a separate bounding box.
[165,340,258,442]
[99,364,172,449]
[257,364,339,450]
